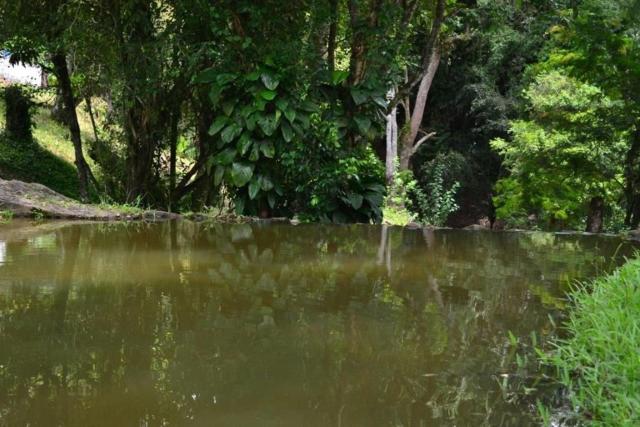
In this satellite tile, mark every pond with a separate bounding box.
[0,221,635,426]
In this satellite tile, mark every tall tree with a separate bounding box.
[0,0,94,201]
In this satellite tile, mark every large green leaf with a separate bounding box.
[246,114,258,131]
[238,133,253,156]
[351,88,368,105]
[235,197,246,215]
[259,141,275,158]
[245,70,261,81]
[373,96,387,108]
[194,68,217,83]
[231,162,255,187]
[342,193,364,210]
[354,116,372,134]
[284,108,297,124]
[332,70,349,85]
[275,98,289,112]
[249,144,260,161]
[258,116,278,136]
[297,113,310,129]
[259,89,277,101]
[364,191,384,208]
[254,98,267,111]
[208,116,228,136]
[248,179,261,200]
[213,148,236,166]
[214,166,225,186]
[221,123,242,143]
[267,192,276,209]
[216,73,237,86]
[260,175,274,191]
[300,100,319,112]
[222,100,236,116]
[209,86,223,106]
[281,121,293,142]
[261,73,280,90]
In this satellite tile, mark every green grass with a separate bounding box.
[0,134,81,198]
[0,209,13,223]
[382,204,414,226]
[542,258,640,426]
[0,92,100,199]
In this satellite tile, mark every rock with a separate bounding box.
[628,229,640,240]
[478,217,491,228]
[492,219,506,230]
[0,178,178,220]
[464,223,489,231]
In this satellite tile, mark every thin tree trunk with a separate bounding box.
[168,108,180,212]
[85,97,100,143]
[51,52,91,202]
[328,0,338,74]
[347,0,366,86]
[399,47,441,171]
[585,196,604,233]
[385,88,398,185]
[397,0,445,171]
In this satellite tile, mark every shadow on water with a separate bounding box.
[0,221,636,426]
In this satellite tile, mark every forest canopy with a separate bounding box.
[0,0,638,231]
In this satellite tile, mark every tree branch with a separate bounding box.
[411,131,436,155]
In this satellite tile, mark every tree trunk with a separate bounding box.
[85,97,100,143]
[585,196,604,233]
[327,0,338,74]
[190,93,216,210]
[168,108,180,212]
[398,46,441,171]
[385,88,398,185]
[396,0,445,171]
[51,52,91,202]
[347,0,367,87]
[124,105,157,203]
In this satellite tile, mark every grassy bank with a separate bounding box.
[543,258,640,425]
[0,93,99,199]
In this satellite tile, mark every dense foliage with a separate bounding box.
[542,258,640,425]
[0,0,638,230]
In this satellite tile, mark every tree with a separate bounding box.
[492,72,627,231]
[0,0,95,201]
[548,0,640,226]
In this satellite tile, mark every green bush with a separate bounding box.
[411,154,461,226]
[281,125,385,223]
[542,258,640,426]
[3,85,33,141]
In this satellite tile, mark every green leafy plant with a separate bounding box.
[539,258,640,425]
[196,63,313,216]
[411,156,460,226]
[491,71,627,230]
[281,131,385,223]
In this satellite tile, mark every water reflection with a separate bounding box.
[0,221,634,426]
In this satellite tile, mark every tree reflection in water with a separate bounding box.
[0,221,634,426]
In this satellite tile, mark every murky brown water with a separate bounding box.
[0,220,635,426]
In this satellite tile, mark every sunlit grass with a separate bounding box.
[0,90,99,170]
[0,89,106,199]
